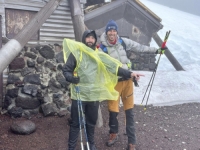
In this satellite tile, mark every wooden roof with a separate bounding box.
[84,0,163,35]
[134,0,162,22]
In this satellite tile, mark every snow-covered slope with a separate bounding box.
[133,0,200,106]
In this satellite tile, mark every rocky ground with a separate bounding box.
[0,102,200,150]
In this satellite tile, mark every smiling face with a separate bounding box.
[85,35,96,48]
[107,29,117,43]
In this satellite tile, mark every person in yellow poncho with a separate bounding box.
[62,30,143,150]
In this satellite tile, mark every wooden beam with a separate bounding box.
[153,33,184,71]
[0,15,3,108]
[85,0,105,6]
[69,0,85,42]
[0,0,62,73]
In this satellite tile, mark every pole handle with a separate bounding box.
[161,41,167,49]
[161,30,171,48]
[74,72,80,91]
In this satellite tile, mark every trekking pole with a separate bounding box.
[74,72,90,150]
[74,80,84,150]
[141,31,171,110]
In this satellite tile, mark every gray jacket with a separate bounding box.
[99,32,157,70]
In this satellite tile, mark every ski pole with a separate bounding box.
[141,31,171,110]
[74,72,90,150]
[74,82,84,149]
[143,31,170,108]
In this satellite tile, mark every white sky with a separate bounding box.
[133,0,200,106]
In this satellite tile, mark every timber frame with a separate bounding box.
[0,15,2,108]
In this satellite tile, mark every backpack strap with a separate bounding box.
[119,38,132,69]
[119,37,126,51]
[100,37,126,54]
[99,44,108,54]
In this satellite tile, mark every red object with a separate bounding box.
[161,31,170,49]
[161,41,166,48]
[96,44,100,49]
[109,39,117,45]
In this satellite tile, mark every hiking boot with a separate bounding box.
[89,144,97,150]
[84,144,98,150]
[106,133,118,147]
[126,144,136,150]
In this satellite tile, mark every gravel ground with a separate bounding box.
[0,102,200,150]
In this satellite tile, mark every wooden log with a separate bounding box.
[69,2,103,127]
[69,0,85,42]
[0,15,3,108]
[153,33,184,71]
[0,0,62,73]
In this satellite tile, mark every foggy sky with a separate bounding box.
[147,0,200,16]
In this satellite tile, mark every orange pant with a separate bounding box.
[108,79,134,112]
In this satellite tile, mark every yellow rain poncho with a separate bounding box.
[63,38,122,102]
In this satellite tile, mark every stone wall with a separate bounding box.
[3,43,157,118]
[3,44,71,118]
[127,50,157,71]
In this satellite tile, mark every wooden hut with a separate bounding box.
[0,0,183,113]
[84,0,163,45]
[84,0,183,71]
[0,0,86,111]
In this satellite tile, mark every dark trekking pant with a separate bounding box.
[109,108,136,144]
[109,111,119,133]
[125,108,136,145]
[68,100,99,150]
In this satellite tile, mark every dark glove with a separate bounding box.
[71,76,80,84]
[156,46,168,54]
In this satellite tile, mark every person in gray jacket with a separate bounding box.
[99,20,166,150]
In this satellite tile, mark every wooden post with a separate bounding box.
[69,0,85,42]
[0,15,3,108]
[0,0,62,73]
[153,33,184,71]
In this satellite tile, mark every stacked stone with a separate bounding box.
[127,50,157,71]
[4,44,71,118]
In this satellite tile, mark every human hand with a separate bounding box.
[71,76,80,84]
[130,73,144,81]
[156,46,168,54]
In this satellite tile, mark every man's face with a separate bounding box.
[85,36,96,48]
[107,29,117,42]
